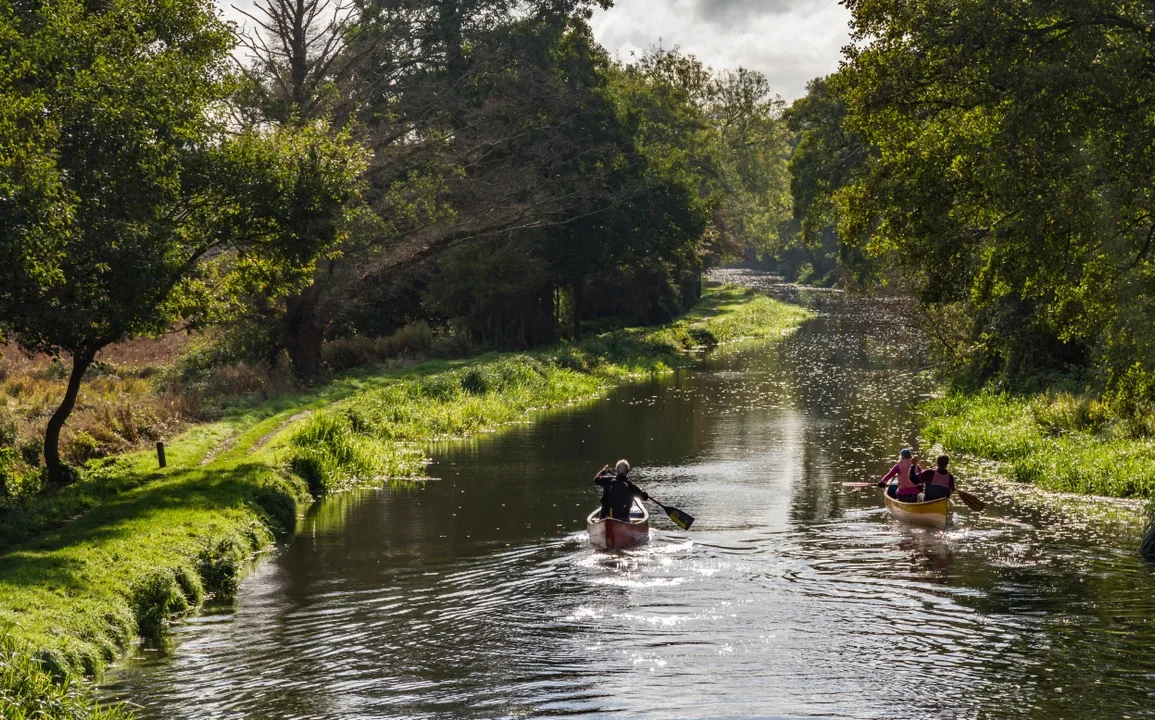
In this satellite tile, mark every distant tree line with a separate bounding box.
[0,0,794,481]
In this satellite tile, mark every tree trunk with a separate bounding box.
[572,278,585,341]
[44,347,97,484]
[284,284,326,380]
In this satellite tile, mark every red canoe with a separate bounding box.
[586,499,650,550]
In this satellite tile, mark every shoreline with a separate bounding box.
[0,283,813,719]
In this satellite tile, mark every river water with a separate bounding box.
[102,270,1155,719]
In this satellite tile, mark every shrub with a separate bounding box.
[0,448,16,498]
[0,407,16,448]
[18,438,41,467]
[63,431,104,464]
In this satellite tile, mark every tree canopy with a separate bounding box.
[0,0,367,477]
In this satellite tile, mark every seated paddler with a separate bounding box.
[877,448,923,501]
[594,460,649,520]
[915,454,956,501]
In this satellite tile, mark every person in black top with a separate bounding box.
[916,454,956,501]
[594,459,649,520]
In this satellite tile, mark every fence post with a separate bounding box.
[156,441,166,469]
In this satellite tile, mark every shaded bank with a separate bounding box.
[0,283,811,718]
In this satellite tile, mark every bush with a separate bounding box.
[323,322,437,373]
[18,438,41,467]
[0,407,16,448]
[63,431,104,465]
[0,448,16,498]
[1108,363,1155,438]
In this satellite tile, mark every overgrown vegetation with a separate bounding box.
[0,636,130,720]
[286,286,810,494]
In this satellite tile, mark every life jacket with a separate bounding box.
[927,469,954,489]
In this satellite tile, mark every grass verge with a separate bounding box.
[0,284,810,717]
[921,390,1155,497]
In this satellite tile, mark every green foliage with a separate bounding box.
[196,535,252,600]
[0,0,367,472]
[132,568,192,642]
[288,285,812,496]
[0,283,805,715]
[832,0,1155,394]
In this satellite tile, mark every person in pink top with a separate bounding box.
[876,448,923,501]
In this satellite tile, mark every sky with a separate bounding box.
[590,0,852,101]
[219,0,852,103]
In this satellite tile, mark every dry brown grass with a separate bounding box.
[0,334,242,470]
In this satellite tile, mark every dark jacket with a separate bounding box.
[595,472,649,520]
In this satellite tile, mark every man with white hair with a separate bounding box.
[594,459,650,520]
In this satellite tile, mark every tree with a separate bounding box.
[834,0,1155,387]
[234,0,619,377]
[779,76,872,281]
[710,68,792,257]
[0,0,367,481]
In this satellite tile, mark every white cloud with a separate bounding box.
[591,0,851,101]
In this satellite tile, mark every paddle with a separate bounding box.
[955,489,986,512]
[842,482,879,488]
[646,495,695,530]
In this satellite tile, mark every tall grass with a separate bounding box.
[922,391,1155,497]
[0,636,130,720]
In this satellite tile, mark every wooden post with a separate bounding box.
[156,441,166,469]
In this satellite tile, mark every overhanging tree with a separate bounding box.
[0,0,367,481]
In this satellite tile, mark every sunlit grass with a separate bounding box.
[922,391,1155,497]
[285,286,813,494]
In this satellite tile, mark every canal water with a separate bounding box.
[102,270,1155,719]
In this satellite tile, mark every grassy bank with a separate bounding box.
[0,284,810,717]
[921,391,1155,497]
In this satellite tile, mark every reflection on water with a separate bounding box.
[102,271,1155,719]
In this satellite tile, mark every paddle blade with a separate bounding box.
[665,507,695,530]
[957,489,986,512]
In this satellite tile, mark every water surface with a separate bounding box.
[103,271,1155,719]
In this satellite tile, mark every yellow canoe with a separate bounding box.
[883,491,949,529]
